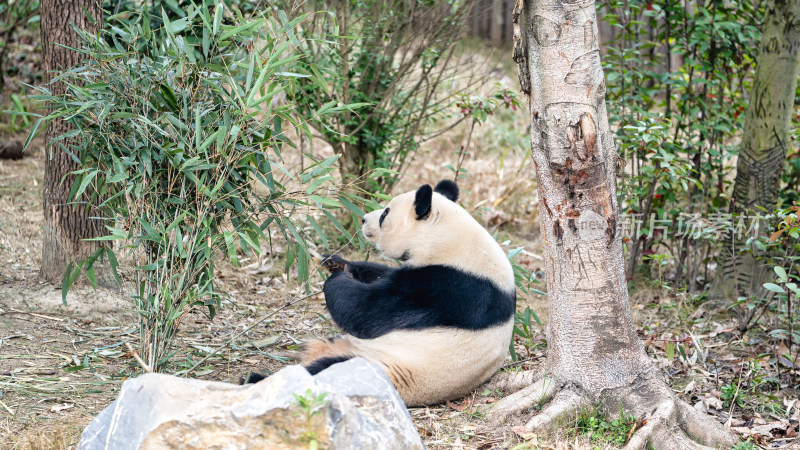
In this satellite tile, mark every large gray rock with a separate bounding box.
[78,358,425,450]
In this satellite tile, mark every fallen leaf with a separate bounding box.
[50,403,74,413]
[694,400,707,413]
[446,399,472,411]
[626,419,648,443]
[704,397,723,410]
[243,335,281,348]
[190,344,216,354]
[784,398,797,417]
[691,305,706,319]
[750,421,788,437]
[777,341,795,368]
[510,426,538,443]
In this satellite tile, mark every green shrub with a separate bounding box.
[600,0,762,291]
[275,0,478,193]
[28,1,349,371]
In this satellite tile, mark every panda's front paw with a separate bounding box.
[321,254,348,273]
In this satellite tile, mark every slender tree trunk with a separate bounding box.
[40,0,112,286]
[488,1,737,447]
[716,0,800,302]
[491,0,504,46]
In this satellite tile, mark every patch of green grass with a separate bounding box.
[572,405,638,447]
[465,405,487,421]
[721,382,743,408]
[732,439,758,450]
[509,443,537,450]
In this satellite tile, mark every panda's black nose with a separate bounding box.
[361,217,366,224]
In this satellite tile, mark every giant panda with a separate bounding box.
[248,180,516,406]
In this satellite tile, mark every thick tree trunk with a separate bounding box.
[40,0,112,286]
[488,1,737,448]
[717,0,800,301]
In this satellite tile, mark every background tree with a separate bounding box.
[39,0,110,286]
[717,0,800,302]
[488,0,737,446]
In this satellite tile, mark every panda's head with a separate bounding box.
[361,179,514,289]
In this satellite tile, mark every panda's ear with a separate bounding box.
[414,184,433,220]
[434,179,459,202]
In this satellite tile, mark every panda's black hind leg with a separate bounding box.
[304,355,352,375]
[240,371,268,384]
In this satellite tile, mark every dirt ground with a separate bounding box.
[0,121,548,449]
[1,79,799,448]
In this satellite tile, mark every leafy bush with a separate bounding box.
[28,2,345,371]
[449,82,521,180]
[600,0,763,292]
[275,0,479,193]
[732,207,800,344]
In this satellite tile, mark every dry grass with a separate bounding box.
[5,419,84,450]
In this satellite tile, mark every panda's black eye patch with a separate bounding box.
[379,208,390,227]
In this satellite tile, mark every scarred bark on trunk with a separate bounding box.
[488,1,738,448]
[40,0,112,286]
[716,0,800,302]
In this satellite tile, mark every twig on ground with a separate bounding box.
[5,309,64,321]
[500,355,545,369]
[124,342,152,373]
[0,399,15,415]
[725,362,746,426]
[175,290,322,377]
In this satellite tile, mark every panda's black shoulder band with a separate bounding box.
[322,265,516,339]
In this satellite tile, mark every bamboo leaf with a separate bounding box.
[309,195,342,208]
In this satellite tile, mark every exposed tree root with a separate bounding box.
[677,400,738,448]
[485,369,542,394]
[489,374,557,423]
[490,371,739,449]
[525,388,589,432]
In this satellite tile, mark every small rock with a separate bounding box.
[77,358,424,450]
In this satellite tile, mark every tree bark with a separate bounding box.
[40,0,111,286]
[717,0,800,302]
[488,1,737,447]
